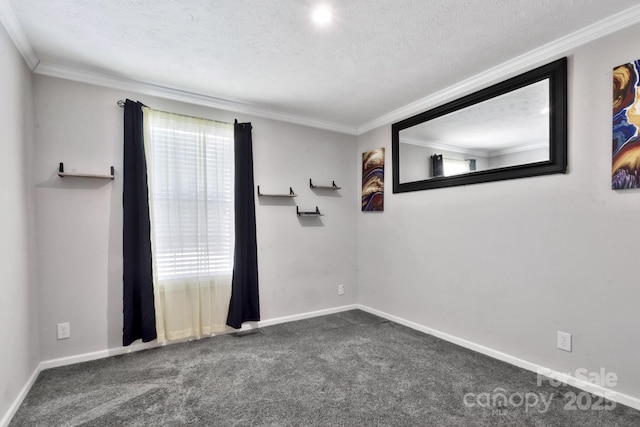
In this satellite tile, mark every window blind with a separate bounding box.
[144,111,234,282]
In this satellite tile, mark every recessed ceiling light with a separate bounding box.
[312,5,332,26]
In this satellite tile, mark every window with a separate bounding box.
[443,157,476,177]
[144,109,234,282]
[431,154,477,177]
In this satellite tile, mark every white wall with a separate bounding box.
[6,9,640,419]
[33,76,358,361]
[0,25,38,420]
[399,142,431,182]
[357,23,640,401]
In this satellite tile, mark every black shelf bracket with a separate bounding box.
[296,206,323,217]
[309,179,341,190]
[257,186,297,197]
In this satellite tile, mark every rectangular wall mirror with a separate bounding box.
[392,57,567,193]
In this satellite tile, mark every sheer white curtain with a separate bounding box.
[142,108,234,343]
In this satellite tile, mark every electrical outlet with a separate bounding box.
[338,284,345,295]
[57,322,71,340]
[557,331,571,352]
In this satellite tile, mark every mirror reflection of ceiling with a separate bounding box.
[400,80,549,156]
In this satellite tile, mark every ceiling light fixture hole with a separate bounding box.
[312,5,332,26]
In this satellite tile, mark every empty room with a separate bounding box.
[2,1,640,425]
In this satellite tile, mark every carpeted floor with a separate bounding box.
[10,310,640,426]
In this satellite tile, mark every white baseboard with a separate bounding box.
[3,304,357,425]
[4,302,639,426]
[355,304,640,412]
[39,340,162,370]
[0,364,40,427]
[39,303,359,370]
[255,304,359,328]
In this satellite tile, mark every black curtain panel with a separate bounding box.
[431,154,444,177]
[122,99,157,346]
[227,120,260,329]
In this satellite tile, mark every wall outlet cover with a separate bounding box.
[557,331,572,352]
[338,284,345,295]
[57,322,71,340]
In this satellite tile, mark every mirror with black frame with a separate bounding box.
[392,57,568,193]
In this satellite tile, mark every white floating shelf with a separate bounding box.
[58,162,114,180]
[257,186,297,197]
[310,178,340,190]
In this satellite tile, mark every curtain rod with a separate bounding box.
[117,100,232,126]
[443,156,475,161]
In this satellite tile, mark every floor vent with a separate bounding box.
[233,329,263,338]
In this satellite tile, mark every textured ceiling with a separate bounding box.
[401,80,549,152]
[6,0,640,129]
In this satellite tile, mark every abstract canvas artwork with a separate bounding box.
[612,60,640,189]
[362,148,384,211]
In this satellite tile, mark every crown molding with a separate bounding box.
[34,62,358,136]
[356,4,640,135]
[7,1,640,136]
[0,0,38,70]
[400,137,489,157]
[400,136,548,158]
[488,142,548,158]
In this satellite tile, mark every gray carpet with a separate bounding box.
[10,310,640,426]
